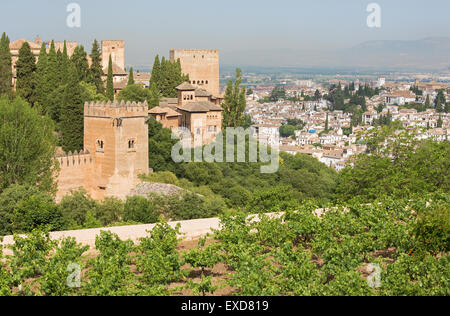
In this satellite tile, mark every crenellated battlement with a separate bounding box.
[84,100,149,118]
[57,150,93,168]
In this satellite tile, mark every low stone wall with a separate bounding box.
[1,210,328,255]
[1,217,222,254]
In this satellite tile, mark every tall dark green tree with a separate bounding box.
[0,33,12,96]
[435,90,446,113]
[106,55,114,101]
[314,89,322,101]
[88,39,104,94]
[61,41,70,85]
[60,63,87,152]
[127,67,135,86]
[35,42,49,108]
[15,42,36,104]
[150,55,161,92]
[222,68,247,128]
[70,45,89,82]
[425,95,431,108]
[56,49,62,81]
[46,41,59,96]
[148,84,161,109]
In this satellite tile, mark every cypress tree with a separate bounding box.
[16,42,36,104]
[106,55,114,101]
[70,45,89,82]
[56,49,62,81]
[437,116,443,128]
[61,63,86,152]
[88,39,104,94]
[0,32,12,95]
[35,42,49,108]
[150,55,161,92]
[425,95,430,108]
[61,41,69,85]
[46,41,59,96]
[148,84,161,109]
[159,56,169,96]
[127,67,135,86]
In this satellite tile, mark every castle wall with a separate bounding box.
[56,152,94,202]
[102,40,125,71]
[53,41,78,57]
[170,49,220,97]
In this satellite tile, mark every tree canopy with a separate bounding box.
[0,97,57,194]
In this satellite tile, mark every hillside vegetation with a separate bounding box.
[1,193,448,296]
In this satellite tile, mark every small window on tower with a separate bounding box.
[97,140,104,152]
[128,139,136,150]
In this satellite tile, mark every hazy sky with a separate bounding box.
[1,0,450,68]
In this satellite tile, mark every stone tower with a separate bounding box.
[170,49,220,97]
[83,100,149,200]
[101,40,125,71]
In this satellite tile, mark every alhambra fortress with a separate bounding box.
[9,38,224,201]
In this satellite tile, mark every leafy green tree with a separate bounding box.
[60,63,88,152]
[0,185,43,236]
[11,194,63,233]
[270,85,286,102]
[93,198,123,226]
[0,32,12,96]
[79,81,107,102]
[60,41,70,85]
[336,125,450,202]
[148,117,181,173]
[222,68,247,128]
[117,84,151,103]
[279,124,296,138]
[159,58,188,98]
[0,97,57,194]
[88,39,104,94]
[106,55,114,101]
[58,189,96,229]
[15,42,36,104]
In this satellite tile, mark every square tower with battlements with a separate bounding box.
[101,40,125,72]
[170,49,220,97]
[84,100,149,200]
[56,100,149,201]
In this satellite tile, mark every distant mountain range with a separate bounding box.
[222,37,450,72]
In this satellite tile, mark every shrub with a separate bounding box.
[123,196,159,224]
[11,194,63,233]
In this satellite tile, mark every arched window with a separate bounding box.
[128,139,136,150]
